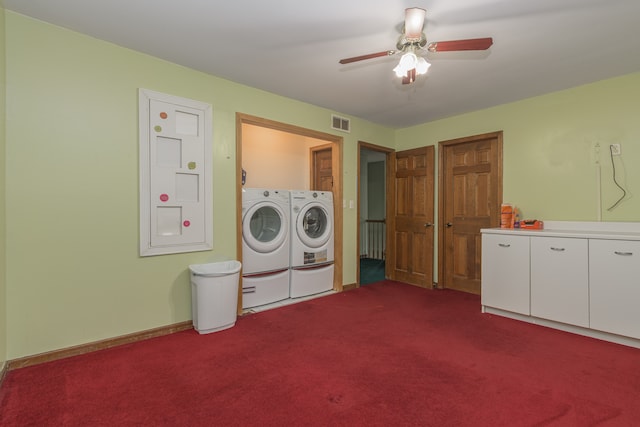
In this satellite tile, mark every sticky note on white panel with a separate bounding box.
[157,206,182,236]
[176,173,199,202]
[175,111,199,136]
[156,137,182,167]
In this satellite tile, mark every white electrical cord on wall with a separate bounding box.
[594,143,602,220]
[596,157,602,221]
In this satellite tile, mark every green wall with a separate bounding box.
[367,161,386,219]
[1,6,8,368]
[4,9,639,361]
[397,73,640,222]
[4,12,393,359]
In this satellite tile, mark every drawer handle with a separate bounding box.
[614,251,633,256]
[498,243,511,248]
[550,247,565,252]
[242,287,256,294]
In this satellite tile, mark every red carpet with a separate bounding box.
[1,281,639,426]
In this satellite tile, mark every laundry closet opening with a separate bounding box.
[235,113,344,314]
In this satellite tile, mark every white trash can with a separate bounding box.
[189,260,242,334]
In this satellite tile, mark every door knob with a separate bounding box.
[446,222,453,227]
[424,222,433,227]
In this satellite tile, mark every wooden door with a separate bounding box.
[311,145,333,191]
[388,146,435,288]
[439,132,502,294]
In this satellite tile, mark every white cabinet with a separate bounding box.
[481,234,530,315]
[481,222,640,348]
[589,240,640,339]
[530,237,589,327]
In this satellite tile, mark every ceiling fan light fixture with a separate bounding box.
[393,52,416,77]
[393,66,407,78]
[337,8,492,85]
[416,56,431,75]
[393,51,430,79]
[400,52,417,69]
[404,7,426,40]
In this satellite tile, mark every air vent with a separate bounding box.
[331,114,350,133]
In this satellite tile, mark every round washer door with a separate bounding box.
[296,203,332,248]
[243,202,288,253]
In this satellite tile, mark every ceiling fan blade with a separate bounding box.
[404,8,426,40]
[339,50,395,65]
[427,37,493,52]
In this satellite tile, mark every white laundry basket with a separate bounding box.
[189,260,242,334]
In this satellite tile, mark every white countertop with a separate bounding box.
[481,221,640,241]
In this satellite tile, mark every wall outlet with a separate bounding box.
[611,144,621,156]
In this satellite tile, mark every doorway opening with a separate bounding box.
[357,142,393,286]
[236,113,344,312]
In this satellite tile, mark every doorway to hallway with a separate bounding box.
[358,142,392,286]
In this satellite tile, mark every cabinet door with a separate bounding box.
[589,239,640,339]
[481,234,530,315]
[531,237,589,327]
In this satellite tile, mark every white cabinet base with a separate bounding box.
[482,221,640,350]
[482,306,640,349]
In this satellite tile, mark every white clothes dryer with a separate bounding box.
[241,188,290,308]
[289,190,334,298]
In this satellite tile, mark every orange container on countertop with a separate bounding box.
[501,203,513,229]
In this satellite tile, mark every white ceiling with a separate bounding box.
[4,0,640,128]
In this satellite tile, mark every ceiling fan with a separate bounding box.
[339,7,493,84]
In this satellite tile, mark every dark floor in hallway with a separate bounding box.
[360,257,385,285]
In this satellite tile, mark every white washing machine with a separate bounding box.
[241,188,290,308]
[289,190,334,298]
